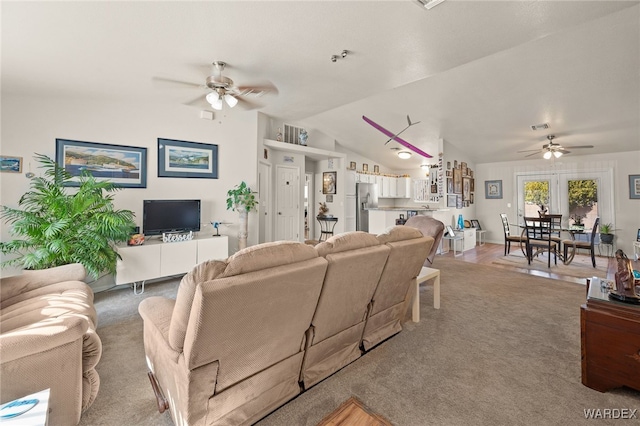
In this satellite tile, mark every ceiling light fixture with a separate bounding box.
[554,151,563,158]
[420,164,430,169]
[415,0,447,10]
[206,90,237,110]
[543,150,552,160]
[398,151,412,159]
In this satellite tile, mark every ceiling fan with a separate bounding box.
[518,135,594,159]
[153,61,276,111]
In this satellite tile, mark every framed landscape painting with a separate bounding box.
[0,156,22,173]
[158,138,218,179]
[56,139,147,188]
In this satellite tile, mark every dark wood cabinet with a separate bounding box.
[581,280,640,392]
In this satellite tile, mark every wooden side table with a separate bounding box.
[412,266,441,322]
[581,280,640,393]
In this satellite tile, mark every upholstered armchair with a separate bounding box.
[0,263,101,426]
[404,216,445,266]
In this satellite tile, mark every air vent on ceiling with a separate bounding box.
[283,123,304,144]
[531,123,549,131]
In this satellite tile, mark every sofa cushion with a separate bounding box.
[376,225,424,243]
[315,231,380,257]
[0,282,97,333]
[222,241,319,277]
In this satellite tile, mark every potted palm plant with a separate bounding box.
[226,181,258,250]
[599,223,614,244]
[0,154,136,279]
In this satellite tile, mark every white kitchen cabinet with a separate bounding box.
[396,177,411,198]
[346,171,356,196]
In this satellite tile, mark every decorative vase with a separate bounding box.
[457,214,464,230]
[299,129,308,146]
[238,210,248,250]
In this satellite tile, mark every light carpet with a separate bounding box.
[491,251,608,280]
[80,257,638,426]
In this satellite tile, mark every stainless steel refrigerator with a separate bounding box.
[356,183,378,232]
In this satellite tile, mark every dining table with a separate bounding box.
[511,223,591,265]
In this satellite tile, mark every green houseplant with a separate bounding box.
[226,181,258,250]
[0,154,136,279]
[599,222,614,244]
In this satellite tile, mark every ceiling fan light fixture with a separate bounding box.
[543,150,553,160]
[398,151,412,159]
[206,92,223,110]
[553,151,563,158]
[416,0,447,9]
[224,93,238,108]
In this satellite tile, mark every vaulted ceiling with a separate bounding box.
[2,1,638,169]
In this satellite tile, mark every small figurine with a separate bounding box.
[610,249,640,303]
[276,128,283,142]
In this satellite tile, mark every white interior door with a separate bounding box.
[258,161,272,243]
[276,165,300,241]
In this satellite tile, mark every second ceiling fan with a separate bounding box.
[518,135,594,159]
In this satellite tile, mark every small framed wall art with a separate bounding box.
[629,174,640,199]
[485,180,503,199]
[0,156,22,173]
[322,171,337,194]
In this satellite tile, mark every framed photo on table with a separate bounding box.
[470,219,482,230]
[56,139,147,188]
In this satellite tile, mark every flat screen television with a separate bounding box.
[143,199,201,236]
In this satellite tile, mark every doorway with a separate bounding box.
[275,165,300,241]
[516,170,613,230]
[258,161,272,243]
[305,173,314,240]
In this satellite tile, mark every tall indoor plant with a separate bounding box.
[0,154,136,279]
[226,181,258,250]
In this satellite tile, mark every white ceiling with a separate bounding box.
[2,1,639,169]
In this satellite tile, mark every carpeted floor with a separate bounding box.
[80,258,639,426]
[491,252,608,279]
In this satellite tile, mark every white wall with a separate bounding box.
[1,95,259,275]
[475,150,640,255]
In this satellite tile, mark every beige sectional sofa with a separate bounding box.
[0,263,101,426]
[139,227,434,426]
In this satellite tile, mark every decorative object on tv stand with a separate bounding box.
[163,231,194,243]
[226,181,258,250]
[0,154,136,279]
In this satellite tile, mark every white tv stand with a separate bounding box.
[115,234,229,294]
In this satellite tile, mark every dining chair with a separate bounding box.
[500,213,526,256]
[524,216,558,267]
[540,213,563,249]
[563,217,599,268]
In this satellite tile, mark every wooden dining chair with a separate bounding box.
[540,213,563,249]
[563,217,599,268]
[500,213,525,256]
[524,216,558,267]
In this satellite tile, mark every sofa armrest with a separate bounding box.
[139,297,176,348]
[0,263,87,303]
[0,315,88,364]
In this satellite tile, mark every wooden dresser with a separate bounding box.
[581,279,640,392]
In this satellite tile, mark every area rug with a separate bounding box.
[491,251,608,279]
[316,397,392,426]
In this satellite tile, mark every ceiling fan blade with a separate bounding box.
[517,149,542,153]
[183,94,211,109]
[235,82,278,97]
[561,150,572,155]
[562,145,594,149]
[236,96,263,111]
[152,76,204,89]
[524,152,541,157]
